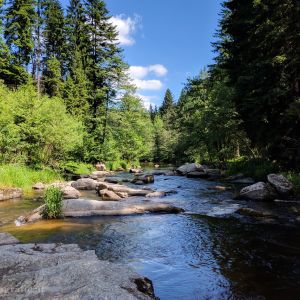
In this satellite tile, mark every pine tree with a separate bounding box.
[43,56,63,97]
[160,89,175,116]
[5,0,35,67]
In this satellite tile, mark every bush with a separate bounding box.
[227,157,280,180]
[285,172,300,195]
[42,187,63,219]
[60,161,94,175]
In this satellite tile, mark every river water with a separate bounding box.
[1,171,300,299]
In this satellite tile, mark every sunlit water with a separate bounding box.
[1,171,300,299]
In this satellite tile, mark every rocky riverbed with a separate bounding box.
[1,166,300,299]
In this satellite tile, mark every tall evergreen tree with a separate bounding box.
[160,88,175,116]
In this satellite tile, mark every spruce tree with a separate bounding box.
[160,89,175,116]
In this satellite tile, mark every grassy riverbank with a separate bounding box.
[0,165,62,194]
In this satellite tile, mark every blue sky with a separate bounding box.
[63,0,223,108]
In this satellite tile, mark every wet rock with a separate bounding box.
[186,171,209,178]
[0,188,23,201]
[208,185,232,191]
[90,171,111,179]
[61,186,81,199]
[71,178,99,190]
[146,191,166,198]
[130,168,143,174]
[0,242,156,299]
[237,208,276,218]
[230,177,255,184]
[32,182,45,190]
[132,175,154,184]
[205,169,221,178]
[151,171,166,176]
[177,163,204,175]
[17,199,184,223]
[105,177,121,184]
[115,192,128,198]
[100,189,122,201]
[238,182,277,201]
[267,174,293,196]
[0,232,20,245]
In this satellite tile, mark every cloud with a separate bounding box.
[137,94,157,109]
[129,65,168,79]
[110,15,140,46]
[133,79,163,90]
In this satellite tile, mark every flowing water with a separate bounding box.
[1,171,300,299]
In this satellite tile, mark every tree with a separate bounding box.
[43,56,63,97]
[160,89,175,116]
[5,0,35,67]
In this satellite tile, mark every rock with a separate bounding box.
[105,177,121,184]
[132,175,154,184]
[237,208,275,218]
[0,242,157,299]
[151,171,166,176]
[238,182,278,201]
[71,178,99,190]
[0,188,23,201]
[100,189,122,201]
[204,169,221,177]
[165,171,176,176]
[90,170,111,179]
[130,168,143,174]
[177,163,204,175]
[267,174,293,196]
[230,177,255,184]
[0,232,20,245]
[32,182,45,190]
[61,186,81,199]
[95,162,106,171]
[115,192,128,198]
[116,167,125,172]
[146,191,166,198]
[208,185,232,191]
[18,199,184,224]
[225,173,245,181]
[186,171,209,178]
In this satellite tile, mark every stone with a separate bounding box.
[186,171,209,178]
[0,232,20,245]
[0,242,156,299]
[32,182,45,190]
[0,188,23,201]
[129,168,143,174]
[115,192,128,198]
[146,191,166,198]
[204,169,221,177]
[208,185,232,191]
[176,163,204,175]
[71,178,99,190]
[237,208,275,218]
[132,175,155,185]
[100,189,122,201]
[239,182,277,201]
[61,186,81,199]
[267,174,293,196]
[95,162,106,171]
[17,199,184,224]
[230,177,255,184]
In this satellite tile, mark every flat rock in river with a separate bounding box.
[0,242,157,299]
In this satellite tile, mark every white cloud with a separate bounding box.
[110,15,140,46]
[137,94,157,109]
[129,64,168,79]
[133,79,163,90]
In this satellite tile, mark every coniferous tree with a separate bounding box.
[160,88,175,116]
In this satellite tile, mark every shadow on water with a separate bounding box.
[1,170,300,299]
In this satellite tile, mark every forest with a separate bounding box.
[0,0,299,179]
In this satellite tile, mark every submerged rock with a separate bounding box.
[238,182,277,201]
[267,174,293,196]
[0,232,20,245]
[0,242,157,299]
[0,188,23,201]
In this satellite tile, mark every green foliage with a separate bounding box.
[0,82,83,166]
[43,56,63,97]
[227,157,280,181]
[0,164,61,194]
[42,186,63,219]
[285,172,300,195]
[60,161,94,175]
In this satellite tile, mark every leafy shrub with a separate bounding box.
[285,172,300,195]
[42,187,63,219]
[60,161,94,175]
[227,157,280,180]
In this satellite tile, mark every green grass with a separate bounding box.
[227,157,280,181]
[285,172,300,195]
[42,187,63,219]
[106,160,138,171]
[0,164,62,194]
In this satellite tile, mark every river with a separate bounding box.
[1,170,300,299]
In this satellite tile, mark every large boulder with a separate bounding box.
[61,186,81,199]
[176,163,204,175]
[267,174,293,196]
[99,189,122,201]
[71,178,98,190]
[32,182,46,190]
[0,188,23,201]
[132,175,154,184]
[239,182,277,201]
[0,242,157,299]
[90,171,110,179]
